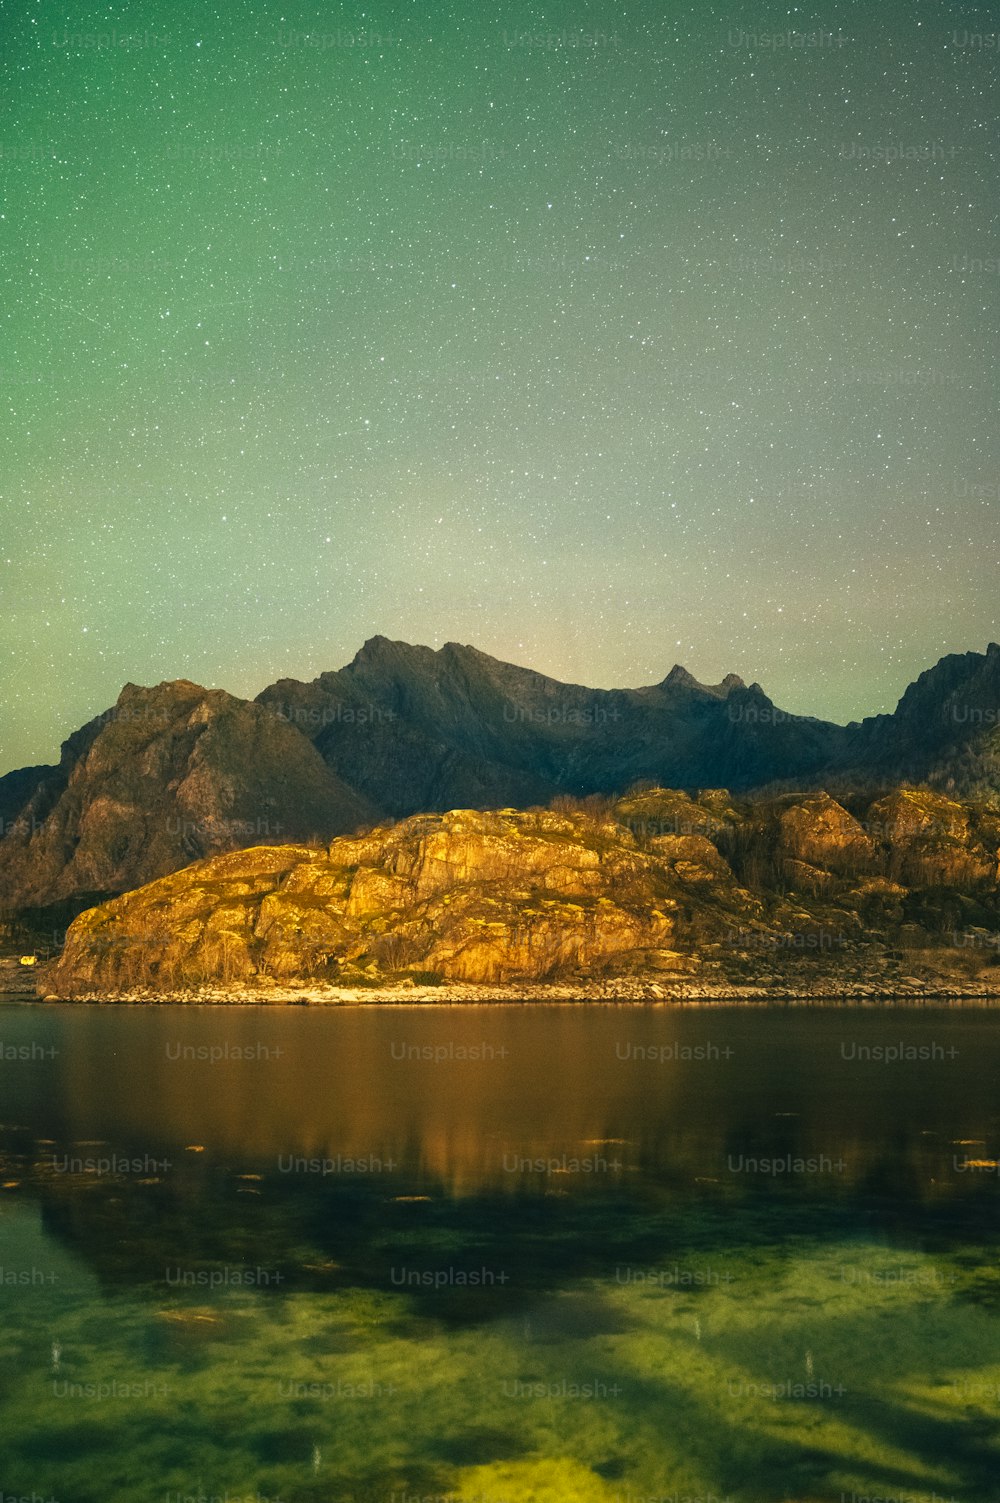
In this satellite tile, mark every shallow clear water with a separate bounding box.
[0,1002,998,1502]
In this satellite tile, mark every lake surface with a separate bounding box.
[0,1002,998,1502]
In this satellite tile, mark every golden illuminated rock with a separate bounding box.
[43,787,1000,997]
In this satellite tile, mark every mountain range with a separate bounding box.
[2,637,999,918]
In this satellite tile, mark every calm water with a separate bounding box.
[0,1002,998,1503]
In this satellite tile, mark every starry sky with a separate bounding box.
[2,0,998,770]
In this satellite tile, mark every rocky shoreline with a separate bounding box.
[28,972,1000,1005]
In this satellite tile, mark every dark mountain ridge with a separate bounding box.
[257,634,849,809]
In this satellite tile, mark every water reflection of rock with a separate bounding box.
[1,1006,997,1303]
[4,1004,998,1196]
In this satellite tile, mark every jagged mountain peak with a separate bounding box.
[350,634,435,666]
[660,664,749,698]
[662,664,701,690]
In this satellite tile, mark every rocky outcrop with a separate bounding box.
[0,680,377,912]
[45,806,753,994]
[43,787,1000,996]
[867,789,998,886]
[775,793,876,874]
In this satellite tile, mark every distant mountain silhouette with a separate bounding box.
[257,635,848,812]
[1,639,998,915]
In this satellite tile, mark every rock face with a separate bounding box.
[0,681,376,913]
[45,788,1000,996]
[867,788,999,886]
[775,793,876,875]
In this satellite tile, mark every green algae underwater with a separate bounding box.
[0,1001,998,1502]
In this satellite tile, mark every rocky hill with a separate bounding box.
[0,680,376,916]
[43,787,1000,998]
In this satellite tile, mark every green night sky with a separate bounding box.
[1,0,997,769]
